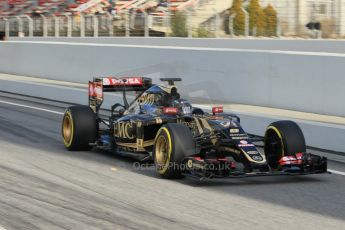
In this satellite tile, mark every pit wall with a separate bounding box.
[0,40,345,117]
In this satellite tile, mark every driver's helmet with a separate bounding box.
[158,86,180,107]
[171,99,193,116]
[142,85,180,107]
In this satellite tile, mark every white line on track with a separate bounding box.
[0,100,64,115]
[328,170,345,176]
[1,99,345,176]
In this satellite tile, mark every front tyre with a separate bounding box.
[153,124,195,179]
[264,120,306,168]
[62,106,97,151]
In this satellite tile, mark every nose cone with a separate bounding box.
[237,140,267,164]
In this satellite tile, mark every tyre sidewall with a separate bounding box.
[153,123,195,179]
[62,106,97,151]
[264,120,306,167]
[268,120,306,155]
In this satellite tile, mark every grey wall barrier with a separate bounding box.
[8,37,345,54]
[0,41,345,117]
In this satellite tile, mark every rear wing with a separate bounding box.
[95,77,152,92]
[88,77,152,112]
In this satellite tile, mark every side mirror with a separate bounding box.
[111,103,125,116]
[118,108,125,116]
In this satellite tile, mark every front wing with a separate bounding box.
[182,152,328,180]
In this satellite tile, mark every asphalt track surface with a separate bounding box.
[0,94,345,230]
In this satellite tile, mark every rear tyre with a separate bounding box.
[153,123,195,179]
[62,106,97,151]
[264,120,306,168]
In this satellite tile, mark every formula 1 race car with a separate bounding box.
[61,77,327,179]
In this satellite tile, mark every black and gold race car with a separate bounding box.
[61,77,327,179]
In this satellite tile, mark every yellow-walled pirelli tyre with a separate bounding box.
[62,106,97,151]
[153,123,196,179]
[264,120,306,168]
